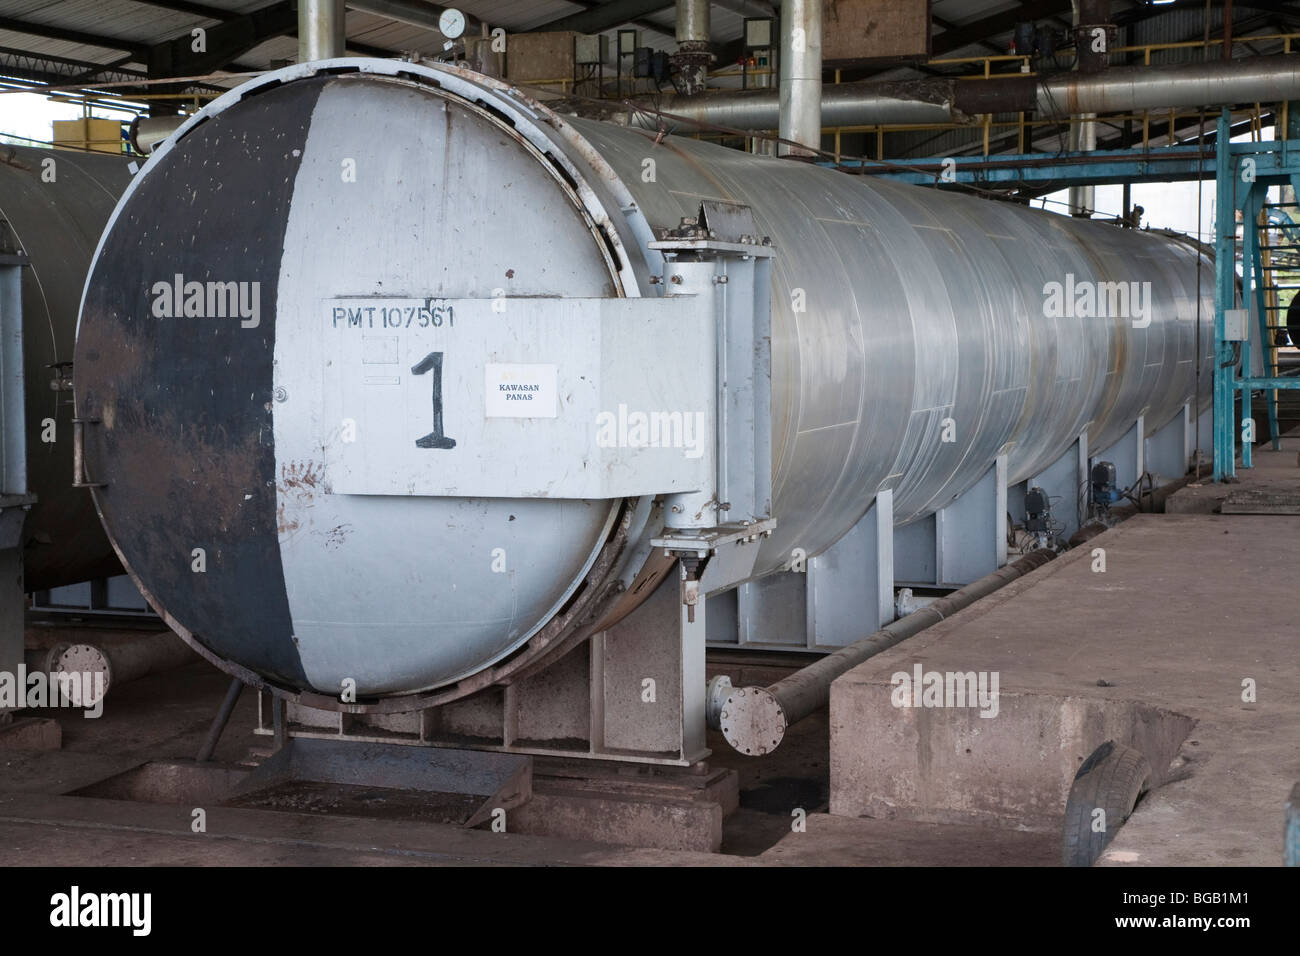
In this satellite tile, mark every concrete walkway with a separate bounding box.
[830,438,1300,865]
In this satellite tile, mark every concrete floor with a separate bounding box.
[831,437,1300,866]
[0,639,1055,865]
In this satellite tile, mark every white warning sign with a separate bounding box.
[485,363,558,418]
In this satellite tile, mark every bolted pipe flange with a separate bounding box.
[46,642,112,708]
[705,674,733,730]
[719,685,787,756]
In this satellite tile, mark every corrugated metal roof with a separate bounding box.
[1,1,1295,93]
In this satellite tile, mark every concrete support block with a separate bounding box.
[830,673,1193,831]
[506,767,736,853]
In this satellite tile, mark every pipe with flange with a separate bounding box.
[673,0,713,96]
[713,549,1058,756]
[25,631,199,707]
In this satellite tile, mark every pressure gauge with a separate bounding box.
[439,8,466,40]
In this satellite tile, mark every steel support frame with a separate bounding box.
[716,453,1011,652]
[894,454,1008,591]
[1214,107,1300,480]
[718,486,894,652]
[1010,430,1090,544]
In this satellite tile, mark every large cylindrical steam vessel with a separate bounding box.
[74,61,1212,706]
[1,143,131,589]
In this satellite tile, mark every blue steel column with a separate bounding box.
[1214,109,1237,481]
[1242,184,1261,470]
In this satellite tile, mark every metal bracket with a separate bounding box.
[653,517,777,598]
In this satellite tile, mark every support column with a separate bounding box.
[299,0,345,63]
[1214,108,1238,481]
[806,487,894,646]
[934,454,1008,587]
[779,0,822,157]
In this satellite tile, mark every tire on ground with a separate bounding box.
[1061,739,1152,867]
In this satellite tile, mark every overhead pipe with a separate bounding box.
[779,0,822,155]
[128,115,186,155]
[674,0,713,96]
[714,549,1058,756]
[1068,1,1112,217]
[622,55,1300,134]
[299,0,345,62]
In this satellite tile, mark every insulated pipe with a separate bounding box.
[716,549,1058,756]
[1067,0,1107,217]
[627,55,1300,132]
[25,631,199,706]
[674,0,712,96]
[299,0,345,62]
[1068,114,1097,215]
[629,80,957,130]
[129,115,186,155]
[779,0,822,155]
[676,0,710,44]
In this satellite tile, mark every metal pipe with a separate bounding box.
[196,676,245,762]
[779,0,821,155]
[25,631,199,707]
[1041,55,1300,113]
[624,55,1300,132]
[128,115,186,155]
[628,79,956,130]
[716,550,1057,756]
[299,0,345,63]
[673,0,712,96]
[1068,115,1097,215]
[676,0,709,43]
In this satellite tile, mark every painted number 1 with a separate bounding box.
[411,351,456,449]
